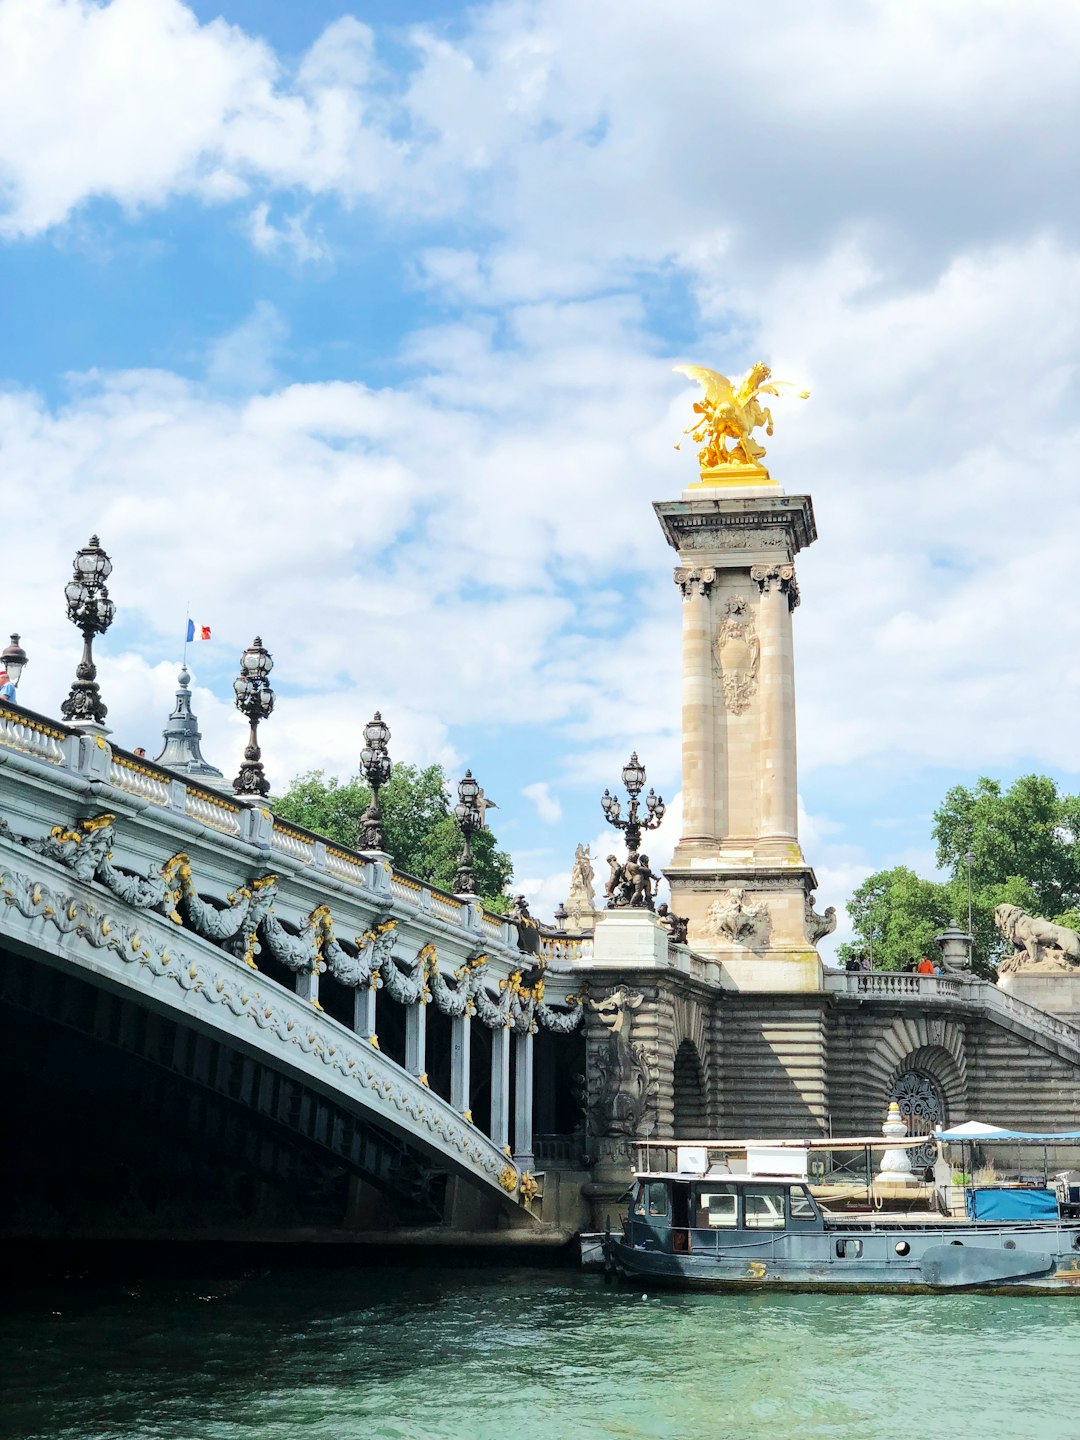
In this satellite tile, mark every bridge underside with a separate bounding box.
[0,950,513,1241]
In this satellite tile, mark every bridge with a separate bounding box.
[0,702,585,1243]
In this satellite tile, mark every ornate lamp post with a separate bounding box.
[61,536,115,726]
[454,769,483,895]
[358,710,392,851]
[601,751,666,909]
[1,634,28,693]
[232,637,275,797]
[601,751,665,854]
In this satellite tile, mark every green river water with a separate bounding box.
[3,1258,1078,1440]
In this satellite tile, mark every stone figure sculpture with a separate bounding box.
[566,843,597,923]
[674,361,809,472]
[604,851,660,910]
[586,986,650,1137]
[805,894,837,944]
[702,886,771,946]
[994,904,1080,974]
[508,893,541,956]
[657,903,689,945]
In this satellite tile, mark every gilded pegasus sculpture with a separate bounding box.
[674,362,808,472]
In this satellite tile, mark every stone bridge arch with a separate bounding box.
[829,1012,968,1138]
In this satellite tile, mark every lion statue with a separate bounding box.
[994,903,1080,974]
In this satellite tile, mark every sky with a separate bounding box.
[2,0,1080,960]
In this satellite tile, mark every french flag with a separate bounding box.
[185,620,212,642]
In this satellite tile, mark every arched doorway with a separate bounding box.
[890,1069,945,1170]
[673,1040,707,1139]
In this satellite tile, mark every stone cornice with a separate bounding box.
[653,493,817,560]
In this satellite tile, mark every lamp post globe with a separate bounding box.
[60,535,115,728]
[232,637,276,797]
[454,769,483,895]
[600,750,665,909]
[1,634,28,691]
[358,710,393,852]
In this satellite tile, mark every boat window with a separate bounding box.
[789,1187,817,1222]
[644,1182,669,1217]
[836,1238,863,1259]
[695,1186,738,1228]
[743,1188,785,1229]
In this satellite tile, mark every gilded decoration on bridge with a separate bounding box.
[2,809,583,1039]
[674,362,808,477]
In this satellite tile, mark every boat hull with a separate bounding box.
[607,1234,1080,1295]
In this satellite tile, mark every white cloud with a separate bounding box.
[521,781,562,824]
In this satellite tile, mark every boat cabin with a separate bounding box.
[628,1174,824,1252]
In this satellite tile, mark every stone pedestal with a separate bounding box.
[590,908,670,967]
[654,484,822,991]
[997,970,1080,1024]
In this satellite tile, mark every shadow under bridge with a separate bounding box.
[0,804,582,1240]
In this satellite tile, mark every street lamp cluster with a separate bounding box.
[601,751,665,909]
[8,537,494,888]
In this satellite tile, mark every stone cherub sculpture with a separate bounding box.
[674,361,809,472]
[605,851,661,911]
[994,904,1080,974]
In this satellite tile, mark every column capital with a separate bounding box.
[674,565,716,599]
[751,563,800,611]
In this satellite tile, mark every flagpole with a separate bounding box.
[183,603,190,667]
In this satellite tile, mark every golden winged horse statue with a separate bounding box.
[674,362,808,472]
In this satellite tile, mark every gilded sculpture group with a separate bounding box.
[674,361,808,472]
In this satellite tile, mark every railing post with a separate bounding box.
[406,998,427,1080]
[355,984,376,1040]
[490,1024,511,1150]
[451,1012,472,1114]
[295,966,319,1008]
[513,1028,535,1171]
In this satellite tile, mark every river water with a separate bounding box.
[3,1257,1078,1440]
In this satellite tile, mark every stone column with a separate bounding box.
[513,1029,535,1170]
[752,564,799,843]
[405,999,427,1080]
[450,1012,472,1114]
[490,1025,511,1151]
[354,985,376,1040]
[675,567,716,843]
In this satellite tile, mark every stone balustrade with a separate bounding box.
[824,967,1080,1061]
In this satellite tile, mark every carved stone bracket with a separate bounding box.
[805,894,837,945]
[750,563,800,611]
[585,986,652,1138]
[674,566,715,599]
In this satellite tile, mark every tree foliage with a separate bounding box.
[840,774,1080,976]
[273,763,514,910]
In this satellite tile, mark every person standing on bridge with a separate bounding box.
[0,669,16,705]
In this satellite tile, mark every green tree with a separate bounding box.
[273,763,514,910]
[934,774,1080,919]
[841,774,1080,976]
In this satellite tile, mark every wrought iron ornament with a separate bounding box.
[600,752,665,909]
[232,637,275,796]
[60,536,115,725]
[891,1070,944,1171]
[453,769,482,895]
[358,711,392,851]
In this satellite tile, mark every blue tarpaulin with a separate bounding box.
[967,1188,1059,1221]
